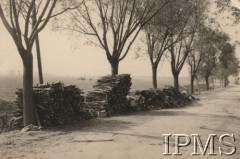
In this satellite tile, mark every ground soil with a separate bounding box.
[0,85,240,159]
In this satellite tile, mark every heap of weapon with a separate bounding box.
[9,76,197,130]
[9,89,24,130]
[10,82,85,129]
[139,86,195,109]
[85,74,132,115]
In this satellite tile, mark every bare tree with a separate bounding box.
[188,50,206,94]
[187,25,219,93]
[169,37,194,91]
[187,27,208,94]
[168,0,210,92]
[0,0,78,126]
[32,5,43,84]
[145,0,193,88]
[197,30,230,90]
[68,0,171,75]
[215,43,239,87]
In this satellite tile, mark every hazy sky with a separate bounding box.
[0,21,177,77]
[0,1,240,78]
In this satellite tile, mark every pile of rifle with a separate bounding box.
[85,74,132,115]
[158,86,191,108]
[10,82,86,130]
[138,86,195,109]
[9,89,24,130]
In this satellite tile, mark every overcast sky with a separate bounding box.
[0,1,240,78]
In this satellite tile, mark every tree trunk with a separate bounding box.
[212,77,215,90]
[22,56,37,126]
[224,76,228,87]
[173,72,180,92]
[33,6,43,84]
[152,65,158,88]
[36,34,44,84]
[196,77,199,93]
[222,78,224,88]
[205,75,209,91]
[110,61,119,76]
[190,74,195,94]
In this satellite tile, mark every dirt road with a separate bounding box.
[0,86,240,159]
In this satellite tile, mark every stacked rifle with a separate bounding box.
[9,89,24,130]
[10,82,86,130]
[85,74,132,114]
[138,86,195,109]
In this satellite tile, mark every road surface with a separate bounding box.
[0,85,240,159]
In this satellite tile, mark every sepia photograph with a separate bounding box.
[0,0,240,158]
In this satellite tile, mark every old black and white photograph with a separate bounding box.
[0,0,240,158]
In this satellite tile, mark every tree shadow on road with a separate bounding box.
[133,110,196,117]
[46,118,135,133]
[132,109,240,120]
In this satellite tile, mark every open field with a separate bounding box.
[0,75,215,101]
[0,75,179,101]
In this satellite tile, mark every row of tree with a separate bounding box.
[0,0,239,126]
[67,0,239,92]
